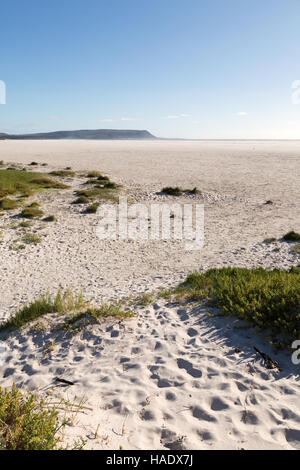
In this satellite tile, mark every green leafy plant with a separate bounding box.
[172,267,300,342]
[283,231,300,241]
[22,233,42,244]
[0,198,19,210]
[0,384,61,450]
[49,170,75,177]
[21,207,44,219]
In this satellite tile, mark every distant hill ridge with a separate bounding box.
[0,129,156,140]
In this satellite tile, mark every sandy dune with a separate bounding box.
[0,140,299,319]
[1,300,299,450]
[0,140,299,450]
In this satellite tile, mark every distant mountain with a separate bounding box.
[0,129,156,140]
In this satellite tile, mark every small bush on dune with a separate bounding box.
[97,175,110,182]
[174,267,300,342]
[104,182,118,189]
[0,290,86,331]
[43,215,56,222]
[73,196,89,204]
[0,170,69,198]
[75,187,117,202]
[283,231,300,242]
[161,186,200,196]
[22,233,42,245]
[0,198,19,210]
[87,171,104,178]
[162,186,183,196]
[49,170,75,177]
[85,203,99,213]
[21,207,44,219]
[0,384,60,450]
[19,221,33,228]
[63,304,134,329]
[29,177,69,190]
[264,237,277,244]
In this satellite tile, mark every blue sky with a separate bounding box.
[1,0,300,139]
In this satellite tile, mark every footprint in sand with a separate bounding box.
[177,358,202,378]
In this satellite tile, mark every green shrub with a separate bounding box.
[0,384,60,450]
[49,170,75,177]
[0,198,18,210]
[63,304,134,330]
[73,196,89,204]
[134,293,154,306]
[0,169,68,198]
[21,207,44,219]
[264,237,277,244]
[43,215,56,222]
[283,231,300,241]
[87,171,104,178]
[162,187,182,196]
[174,267,300,341]
[29,178,69,189]
[22,233,42,245]
[85,203,99,213]
[76,187,117,202]
[0,290,86,331]
[104,182,118,189]
[97,175,110,182]
[19,221,33,228]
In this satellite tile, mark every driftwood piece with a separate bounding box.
[55,377,75,386]
[254,346,281,371]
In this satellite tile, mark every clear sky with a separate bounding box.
[1,0,300,139]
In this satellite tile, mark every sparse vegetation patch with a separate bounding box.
[283,231,300,242]
[168,267,300,343]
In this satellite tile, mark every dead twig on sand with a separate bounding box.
[254,346,281,371]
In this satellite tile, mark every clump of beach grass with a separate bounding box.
[264,237,277,244]
[161,186,200,196]
[86,171,104,178]
[170,267,300,342]
[62,304,134,332]
[283,231,300,242]
[133,293,155,307]
[0,169,69,199]
[43,215,56,222]
[19,221,33,228]
[29,177,69,190]
[22,233,42,245]
[73,196,89,204]
[21,206,44,219]
[0,290,86,331]
[85,203,100,213]
[75,187,118,202]
[0,384,61,450]
[0,198,19,210]
[49,170,75,177]
[162,186,182,196]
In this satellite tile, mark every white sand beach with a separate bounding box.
[0,140,299,449]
